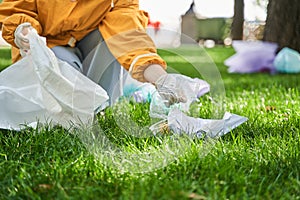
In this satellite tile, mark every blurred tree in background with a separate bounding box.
[231,0,244,40]
[263,0,300,52]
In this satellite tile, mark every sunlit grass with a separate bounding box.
[0,46,299,199]
[0,47,11,71]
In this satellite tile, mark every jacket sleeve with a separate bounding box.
[0,0,43,48]
[99,1,167,82]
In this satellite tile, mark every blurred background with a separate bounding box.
[0,0,268,48]
[1,0,299,54]
[140,0,267,48]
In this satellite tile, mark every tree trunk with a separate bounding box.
[231,0,244,40]
[263,0,300,52]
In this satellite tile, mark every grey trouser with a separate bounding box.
[51,29,127,105]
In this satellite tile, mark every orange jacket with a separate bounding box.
[0,0,166,82]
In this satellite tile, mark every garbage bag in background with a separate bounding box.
[274,47,300,73]
[0,30,109,130]
[224,40,278,73]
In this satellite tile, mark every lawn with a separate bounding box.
[0,45,299,200]
[0,47,11,71]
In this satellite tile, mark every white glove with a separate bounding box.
[155,74,187,107]
[143,64,187,107]
[14,22,34,57]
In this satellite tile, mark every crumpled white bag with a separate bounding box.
[0,31,109,130]
[167,108,248,138]
[147,74,247,138]
[149,107,248,138]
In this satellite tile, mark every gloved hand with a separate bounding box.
[14,22,34,57]
[155,74,187,107]
[143,64,187,107]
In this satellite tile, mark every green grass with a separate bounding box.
[1,46,300,199]
[0,47,12,71]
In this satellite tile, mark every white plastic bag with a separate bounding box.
[147,74,247,138]
[167,108,248,138]
[0,31,109,130]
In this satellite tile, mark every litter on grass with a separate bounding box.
[224,40,278,74]
[224,40,300,74]
[274,47,300,73]
[166,108,247,138]
[0,31,247,137]
[125,73,247,138]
